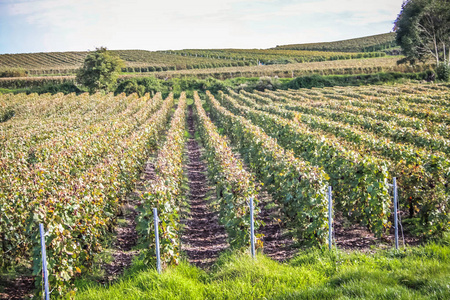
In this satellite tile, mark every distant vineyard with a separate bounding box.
[167,48,386,65]
[274,32,397,53]
[1,82,448,296]
[0,57,432,90]
[0,47,387,77]
[0,50,249,76]
[147,57,429,80]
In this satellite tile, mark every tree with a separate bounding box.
[76,47,125,93]
[394,0,450,66]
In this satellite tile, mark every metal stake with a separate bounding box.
[250,197,256,259]
[153,208,161,274]
[39,224,49,300]
[393,177,399,250]
[328,186,333,251]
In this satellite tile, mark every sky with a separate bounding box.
[0,0,405,54]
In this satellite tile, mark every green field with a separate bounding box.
[75,243,450,299]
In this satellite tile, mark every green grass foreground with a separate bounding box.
[75,240,450,300]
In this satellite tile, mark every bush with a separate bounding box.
[286,72,428,89]
[139,77,163,95]
[116,77,166,97]
[436,62,450,81]
[287,75,334,89]
[255,76,281,91]
[27,82,82,95]
[115,80,145,97]
[204,77,230,93]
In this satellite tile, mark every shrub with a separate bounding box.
[204,77,230,93]
[115,80,145,97]
[255,76,281,91]
[436,62,450,81]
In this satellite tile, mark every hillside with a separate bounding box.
[0,38,390,77]
[1,57,434,91]
[273,32,397,52]
[0,50,250,75]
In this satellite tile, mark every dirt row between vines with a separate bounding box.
[182,104,302,265]
[180,106,228,267]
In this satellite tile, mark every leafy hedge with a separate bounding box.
[286,72,432,89]
[138,92,187,267]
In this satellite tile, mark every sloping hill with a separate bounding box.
[0,50,251,75]
[0,48,386,76]
[0,33,396,76]
[273,32,397,52]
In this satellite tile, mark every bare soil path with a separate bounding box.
[181,105,228,268]
[99,201,139,283]
[334,211,420,252]
[257,189,297,261]
[99,160,157,283]
[0,276,34,300]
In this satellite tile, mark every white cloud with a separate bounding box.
[0,0,405,53]
[241,0,402,23]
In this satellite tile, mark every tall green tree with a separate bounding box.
[76,47,125,93]
[394,0,450,66]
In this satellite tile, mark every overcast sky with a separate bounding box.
[0,0,404,54]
